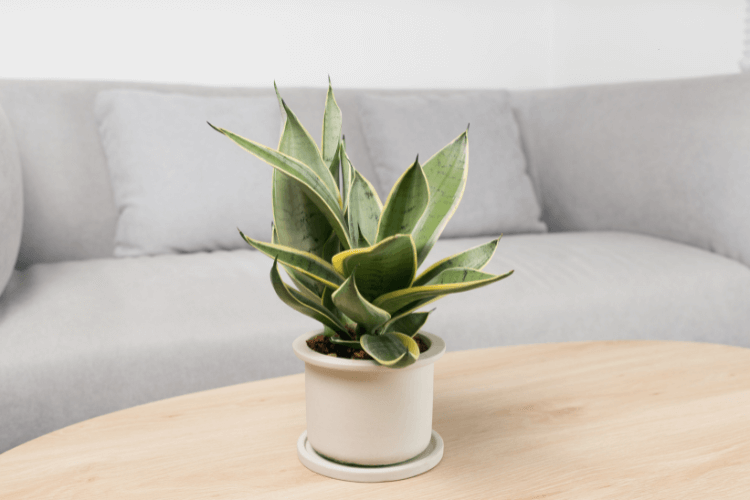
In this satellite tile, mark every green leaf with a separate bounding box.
[340,139,355,216]
[389,332,420,368]
[411,130,468,266]
[240,231,344,289]
[270,84,335,258]
[331,234,417,302]
[373,267,514,314]
[272,222,324,296]
[347,168,381,248]
[329,335,361,347]
[209,123,351,249]
[413,237,500,286]
[381,310,432,336]
[328,143,340,188]
[273,172,333,256]
[360,333,407,366]
[376,157,430,243]
[278,99,340,202]
[269,259,347,333]
[321,77,343,166]
[321,229,340,264]
[332,269,391,331]
[289,273,323,303]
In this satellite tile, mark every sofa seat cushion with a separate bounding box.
[422,231,750,349]
[0,250,318,453]
[2,232,749,453]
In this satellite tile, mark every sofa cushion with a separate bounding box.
[0,250,318,453]
[422,232,750,348]
[0,104,22,297]
[358,91,546,237]
[512,73,750,268]
[2,231,749,453]
[95,90,280,257]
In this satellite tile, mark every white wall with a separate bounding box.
[0,0,745,89]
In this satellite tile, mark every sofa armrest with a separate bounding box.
[0,101,23,297]
[511,73,750,268]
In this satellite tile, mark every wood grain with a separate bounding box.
[2,340,750,499]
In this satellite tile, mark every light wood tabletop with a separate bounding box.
[2,340,750,499]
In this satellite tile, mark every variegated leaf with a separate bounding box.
[360,333,407,366]
[331,269,391,331]
[413,237,500,286]
[411,130,468,265]
[376,157,430,243]
[331,234,417,302]
[269,259,347,333]
[241,231,344,289]
[209,123,351,249]
[321,76,343,166]
[373,267,513,314]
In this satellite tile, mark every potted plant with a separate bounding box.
[209,79,512,478]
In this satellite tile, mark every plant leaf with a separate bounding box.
[329,335,361,347]
[411,130,469,266]
[209,123,351,249]
[278,99,340,202]
[347,168,381,248]
[272,222,324,296]
[332,269,391,331]
[321,77,343,166]
[413,237,500,286]
[269,259,347,333]
[373,267,514,314]
[328,142,340,187]
[393,332,419,364]
[376,157,430,243]
[321,229,340,264]
[241,231,344,289]
[340,139,355,216]
[331,234,417,302]
[360,333,407,366]
[381,310,432,336]
[271,84,333,260]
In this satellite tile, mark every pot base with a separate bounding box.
[297,430,444,482]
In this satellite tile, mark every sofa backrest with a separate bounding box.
[512,73,750,268]
[0,81,385,268]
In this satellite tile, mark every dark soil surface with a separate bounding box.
[306,334,429,360]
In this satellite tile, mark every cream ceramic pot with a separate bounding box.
[293,331,446,466]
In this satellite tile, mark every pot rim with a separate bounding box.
[293,330,446,372]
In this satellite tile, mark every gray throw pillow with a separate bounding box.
[95,90,279,257]
[0,104,23,296]
[358,92,546,237]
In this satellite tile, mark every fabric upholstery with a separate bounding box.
[0,104,23,297]
[421,232,750,349]
[0,250,318,453]
[95,90,279,256]
[358,92,546,237]
[2,232,749,453]
[0,80,379,266]
[512,73,750,268]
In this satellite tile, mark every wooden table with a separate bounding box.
[2,340,750,499]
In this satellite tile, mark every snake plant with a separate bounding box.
[209,79,513,368]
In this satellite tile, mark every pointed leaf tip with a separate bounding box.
[467,123,470,132]
[207,121,221,132]
[328,74,332,85]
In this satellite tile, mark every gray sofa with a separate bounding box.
[2,74,750,455]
